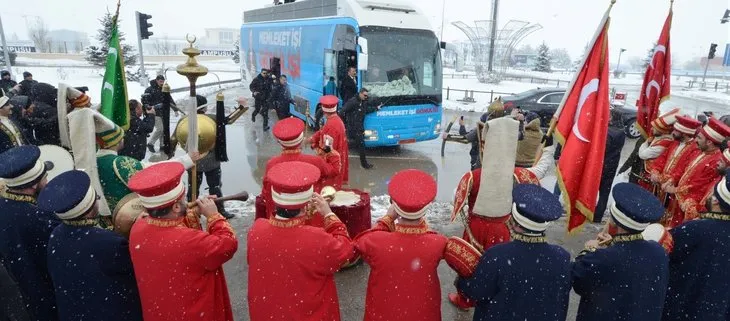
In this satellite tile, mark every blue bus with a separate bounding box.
[241,0,443,147]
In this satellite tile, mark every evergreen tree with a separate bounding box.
[534,42,552,72]
[232,40,240,64]
[643,42,657,70]
[85,11,137,67]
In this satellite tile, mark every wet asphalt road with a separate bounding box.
[185,85,657,320]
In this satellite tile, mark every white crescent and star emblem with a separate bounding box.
[572,78,599,143]
[644,44,666,100]
[649,45,666,70]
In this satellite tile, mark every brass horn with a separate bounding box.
[226,105,250,125]
[187,191,249,209]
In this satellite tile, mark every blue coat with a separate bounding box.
[458,240,572,321]
[572,238,668,321]
[47,223,142,321]
[662,217,730,321]
[0,193,60,321]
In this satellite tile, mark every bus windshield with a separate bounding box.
[360,26,442,100]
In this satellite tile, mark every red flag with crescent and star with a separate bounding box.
[636,7,672,138]
[552,3,612,233]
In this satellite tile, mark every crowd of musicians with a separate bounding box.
[0,76,729,321]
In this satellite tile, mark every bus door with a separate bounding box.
[337,49,357,81]
[269,57,281,78]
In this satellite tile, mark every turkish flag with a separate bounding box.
[553,10,611,233]
[637,9,672,138]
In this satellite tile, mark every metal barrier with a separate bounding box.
[444,87,515,102]
[169,78,242,94]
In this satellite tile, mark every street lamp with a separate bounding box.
[616,48,627,71]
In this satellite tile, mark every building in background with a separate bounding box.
[47,29,89,53]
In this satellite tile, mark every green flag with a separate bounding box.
[100,18,130,130]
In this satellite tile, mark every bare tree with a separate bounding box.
[153,36,175,55]
[27,18,50,53]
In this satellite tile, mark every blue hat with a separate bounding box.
[713,172,730,212]
[511,184,562,233]
[610,183,664,232]
[0,145,48,188]
[38,170,96,220]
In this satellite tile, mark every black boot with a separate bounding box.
[360,157,374,169]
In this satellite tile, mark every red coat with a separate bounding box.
[660,140,700,186]
[674,150,723,224]
[129,214,238,321]
[261,149,339,218]
[354,218,448,321]
[311,114,349,185]
[247,214,354,321]
[641,137,674,193]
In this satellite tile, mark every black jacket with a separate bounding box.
[339,76,357,104]
[27,101,60,145]
[340,96,378,135]
[18,80,37,97]
[618,136,646,183]
[0,79,17,96]
[119,114,155,161]
[249,74,271,102]
[142,80,164,107]
[269,83,294,112]
[0,118,28,154]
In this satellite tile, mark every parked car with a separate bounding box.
[501,88,565,128]
[609,102,640,139]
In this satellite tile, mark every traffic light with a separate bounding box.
[722,9,730,24]
[709,43,718,59]
[137,12,153,40]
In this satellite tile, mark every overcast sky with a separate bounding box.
[1,0,728,62]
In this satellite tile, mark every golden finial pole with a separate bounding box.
[176,35,208,200]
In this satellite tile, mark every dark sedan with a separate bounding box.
[502,88,565,128]
[501,88,639,138]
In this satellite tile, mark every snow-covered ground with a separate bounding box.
[9,59,241,103]
[673,88,730,106]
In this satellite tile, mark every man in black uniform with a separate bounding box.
[594,127,625,222]
[340,66,357,104]
[340,88,381,169]
[269,75,295,120]
[0,70,17,96]
[143,75,180,153]
[249,68,273,131]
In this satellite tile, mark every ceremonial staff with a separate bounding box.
[176,35,208,200]
[161,83,173,158]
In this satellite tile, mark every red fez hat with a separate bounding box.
[268,161,321,210]
[673,115,701,136]
[699,117,730,144]
[651,108,680,134]
[388,169,436,220]
[128,162,186,210]
[273,117,305,149]
[319,95,339,113]
[723,142,730,165]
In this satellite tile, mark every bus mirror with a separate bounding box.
[357,37,369,55]
[358,53,369,71]
[440,41,447,49]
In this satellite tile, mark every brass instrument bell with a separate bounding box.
[174,114,217,155]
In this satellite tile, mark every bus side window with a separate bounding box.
[323,50,338,96]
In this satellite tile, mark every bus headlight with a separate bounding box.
[364,130,378,140]
[434,122,442,135]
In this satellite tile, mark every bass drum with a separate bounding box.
[112,193,145,238]
[38,144,74,180]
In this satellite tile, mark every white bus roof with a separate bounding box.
[243,0,433,31]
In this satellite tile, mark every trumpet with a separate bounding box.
[187,191,250,209]
[306,186,337,217]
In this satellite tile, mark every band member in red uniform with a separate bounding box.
[354,169,450,321]
[658,115,702,226]
[247,161,353,321]
[309,95,349,187]
[638,108,679,193]
[261,117,339,218]
[127,162,238,321]
[669,118,730,225]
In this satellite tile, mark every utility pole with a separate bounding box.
[0,15,13,80]
[487,0,499,72]
[702,43,717,88]
[616,48,626,76]
[439,0,446,41]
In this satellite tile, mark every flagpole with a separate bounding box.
[113,0,121,25]
[531,0,615,167]
[545,0,615,138]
